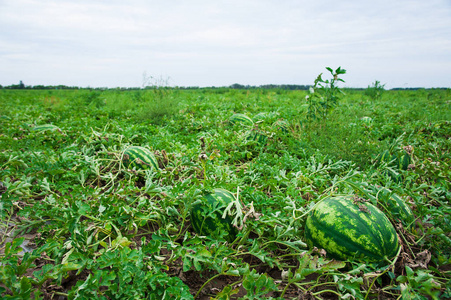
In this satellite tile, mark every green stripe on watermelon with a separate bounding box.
[304,196,399,264]
[379,150,392,163]
[190,188,238,243]
[229,113,254,126]
[123,146,158,170]
[398,152,411,170]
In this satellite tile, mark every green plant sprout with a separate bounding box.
[306,66,347,121]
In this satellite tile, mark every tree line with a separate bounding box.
[0,81,446,91]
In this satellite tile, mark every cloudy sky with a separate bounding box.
[1,0,450,88]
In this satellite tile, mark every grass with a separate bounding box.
[0,87,450,299]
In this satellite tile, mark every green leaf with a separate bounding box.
[336,67,347,74]
[405,266,414,277]
[19,276,32,297]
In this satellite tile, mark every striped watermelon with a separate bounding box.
[360,116,373,125]
[384,169,402,183]
[398,152,411,170]
[377,150,398,166]
[252,112,268,123]
[190,188,238,243]
[377,150,411,171]
[32,124,61,132]
[246,131,267,144]
[304,196,399,264]
[385,194,414,224]
[272,120,289,132]
[229,113,254,126]
[123,146,158,170]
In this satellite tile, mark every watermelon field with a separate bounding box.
[0,84,450,299]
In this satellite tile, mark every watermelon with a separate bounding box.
[252,112,268,123]
[377,149,411,171]
[190,188,238,243]
[377,189,414,224]
[229,113,254,126]
[272,120,289,132]
[385,194,414,224]
[304,196,399,264]
[398,152,411,170]
[377,149,410,182]
[123,146,158,170]
[246,131,267,144]
[377,150,397,166]
[360,116,373,125]
[32,124,61,132]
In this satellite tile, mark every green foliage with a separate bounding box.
[0,87,450,299]
[134,88,179,124]
[397,266,443,299]
[68,246,192,299]
[305,66,346,121]
[365,80,386,101]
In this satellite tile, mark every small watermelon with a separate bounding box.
[246,131,267,144]
[385,194,414,224]
[377,150,397,166]
[123,146,158,170]
[377,149,411,172]
[398,152,411,170]
[377,150,390,165]
[229,113,254,126]
[272,120,289,132]
[360,116,373,125]
[382,168,403,183]
[304,196,399,264]
[32,124,61,132]
[190,188,238,243]
[252,112,268,123]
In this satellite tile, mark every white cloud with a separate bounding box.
[1,0,450,88]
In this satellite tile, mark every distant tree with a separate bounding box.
[19,80,25,89]
[230,83,245,89]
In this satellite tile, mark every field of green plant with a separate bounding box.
[1,81,450,299]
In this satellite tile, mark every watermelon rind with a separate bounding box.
[229,113,254,126]
[123,146,158,170]
[190,188,238,243]
[304,196,399,264]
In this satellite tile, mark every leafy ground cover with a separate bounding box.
[0,87,450,299]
